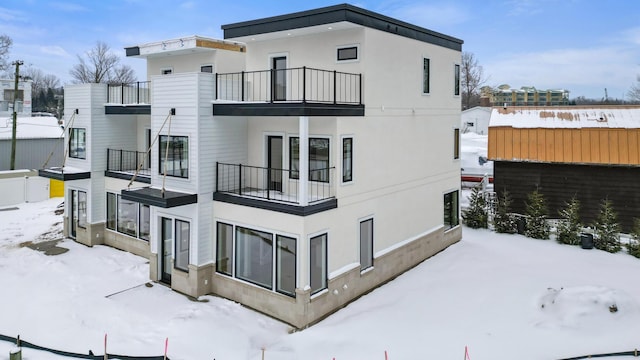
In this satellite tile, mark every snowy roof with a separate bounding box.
[462,106,491,115]
[489,106,640,129]
[0,116,64,140]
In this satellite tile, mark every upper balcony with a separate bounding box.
[105,81,151,115]
[105,148,151,184]
[213,66,364,117]
[104,67,364,117]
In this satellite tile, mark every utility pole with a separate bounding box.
[9,60,23,170]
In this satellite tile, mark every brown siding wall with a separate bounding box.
[494,161,640,232]
[488,127,640,166]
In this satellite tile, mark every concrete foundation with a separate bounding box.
[103,229,151,258]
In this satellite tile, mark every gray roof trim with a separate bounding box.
[222,4,463,51]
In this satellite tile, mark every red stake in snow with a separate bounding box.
[164,337,169,360]
[464,345,471,360]
[384,350,388,360]
[104,334,107,360]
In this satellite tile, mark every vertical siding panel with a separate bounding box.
[581,130,591,164]
[599,130,609,164]
[562,129,572,163]
[537,128,546,161]
[546,129,555,162]
[512,128,521,160]
[553,129,563,163]
[571,129,582,163]
[504,128,513,160]
[617,129,628,164]
[520,129,529,160]
[629,130,639,165]
[488,127,498,159]
[590,129,600,163]
[528,129,537,161]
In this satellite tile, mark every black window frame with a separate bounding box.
[454,128,460,160]
[444,190,460,230]
[310,233,328,295]
[359,218,373,271]
[337,46,358,61]
[276,234,296,296]
[106,192,116,230]
[289,137,330,183]
[216,222,233,276]
[159,135,189,178]
[235,226,274,290]
[106,192,150,241]
[77,191,87,228]
[423,58,430,94]
[175,219,190,272]
[69,128,86,159]
[454,64,461,96]
[200,65,213,73]
[342,137,353,183]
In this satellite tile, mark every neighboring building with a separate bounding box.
[461,106,491,135]
[488,106,640,232]
[481,86,569,107]
[0,78,32,117]
[40,4,463,328]
[0,116,64,171]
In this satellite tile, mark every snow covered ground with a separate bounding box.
[2,198,640,360]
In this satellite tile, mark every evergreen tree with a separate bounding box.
[462,186,488,229]
[494,189,516,234]
[593,199,621,253]
[628,218,640,259]
[524,189,550,239]
[556,196,582,245]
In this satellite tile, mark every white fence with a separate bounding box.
[0,170,50,207]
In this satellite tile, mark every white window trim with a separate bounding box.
[336,44,360,64]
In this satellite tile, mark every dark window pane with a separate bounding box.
[423,58,430,94]
[276,235,296,296]
[106,193,116,230]
[216,222,233,275]
[235,226,273,289]
[360,219,373,270]
[310,233,327,294]
[342,137,353,182]
[139,204,150,241]
[175,220,190,271]
[337,47,358,61]
[159,135,189,178]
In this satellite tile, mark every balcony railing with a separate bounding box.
[107,149,151,177]
[216,67,362,105]
[216,162,335,205]
[107,81,150,104]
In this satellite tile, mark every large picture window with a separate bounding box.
[310,233,327,294]
[107,192,149,241]
[217,222,298,297]
[117,195,138,238]
[444,190,460,230]
[423,58,430,94]
[216,222,233,275]
[159,135,189,178]
[236,227,273,289]
[175,220,190,271]
[342,137,353,183]
[69,128,86,159]
[360,218,373,271]
[289,137,329,182]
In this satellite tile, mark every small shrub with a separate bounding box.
[524,189,550,239]
[627,218,640,258]
[494,190,517,234]
[462,186,488,229]
[556,196,581,245]
[593,199,621,253]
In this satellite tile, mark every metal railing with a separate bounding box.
[107,149,151,176]
[216,162,335,205]
[107,81,151,104]
[216,67,362,105]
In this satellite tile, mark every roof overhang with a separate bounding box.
[121,187,197,208]
[38,167,90,181]
[125,35,246,59]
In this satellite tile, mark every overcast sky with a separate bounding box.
[1,0,639,100]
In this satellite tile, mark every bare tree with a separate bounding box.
[109,64,137,85]
[628,75,640,103]
[461,51,487,110]
[0,34,12,73]
[70,41,136,84]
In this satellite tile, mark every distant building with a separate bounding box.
[461,106,491,135]
[0,79,32,117]
[481,86,569,107]
[0,116,64,170]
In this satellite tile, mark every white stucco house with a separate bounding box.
[40,4,463,328]
[461,106,491,135]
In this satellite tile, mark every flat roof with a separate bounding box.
[222,3,463,51]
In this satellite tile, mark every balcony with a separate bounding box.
[214,162,337,216]
[213,67,364,117]
[105,81,151,115]
[105,148,151,183]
